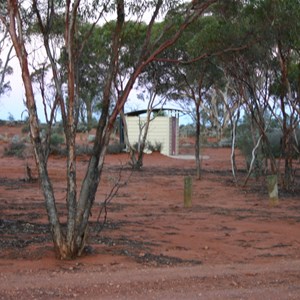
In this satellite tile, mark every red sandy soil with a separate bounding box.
[0,124,300,299]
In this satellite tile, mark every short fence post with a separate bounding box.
[266,174,279,206]
[184,176,192,208]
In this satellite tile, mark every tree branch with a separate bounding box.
[155,40,258,64]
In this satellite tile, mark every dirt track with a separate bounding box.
[1,259,300,299]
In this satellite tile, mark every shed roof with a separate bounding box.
[125,108,181,117]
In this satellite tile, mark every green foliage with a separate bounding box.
[48,133,65,155]
[265,128,282,159]
[131,140,162,153]
[65,19,148,128]
[236,114,300,171]
[236,114,263,171]
[147,141,162,153]
[179,124,196,137]
[153,110,166,117]
[76,123,88,133]
[0,59,13,96]
[76,145,93,156]
[76,119,98,133]
[265,129,300,160]
[107,143,125,154]
[132,142,139,152]
[52,122,64,135]
[4,142,26,158]
[21,123,30,134]
[50,133,64,147]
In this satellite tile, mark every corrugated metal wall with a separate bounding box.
[126,116,178,156]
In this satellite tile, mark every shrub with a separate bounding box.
[48,133,65,156]
[50,133,64,147]
[218,137,231,148]
[131,141,162,153]
[21,123,30,134]
[88,135,95,143]
[49,146,67,156]
[107,143,125,154]
[236,116,262,172]
[4,142,26,158]
[77,123,88,133]
[236,127,254,162]
[266,128,282,158]
[52,122,64,135]
[132,142,139,151]
[76,145,93,156]
[147,141,162,153]
[179,124,196,137]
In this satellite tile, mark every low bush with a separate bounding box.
[266,128,282,158]
[76,145,93,156]
[48,133,65,156]
[4,142,26,158]
[147,141,162,153]
[107,143,125,154]
[21,123,30,134]
[49,146,67,156]
[50,133,64,147]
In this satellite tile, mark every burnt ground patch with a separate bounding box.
[0,215,202,266]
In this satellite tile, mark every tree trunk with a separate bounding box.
[278,41,293,190]
[120,111,139,168]
[267,174,279,206]
[136,110,152,169]
[230,106,240,182]
[6,2,69,258]
[4,0,218,259]
[195,103,201,180]
[86,102,93,132]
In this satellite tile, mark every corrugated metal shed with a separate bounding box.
[125,109,180,156]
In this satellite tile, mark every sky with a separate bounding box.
[0,59,191,124]
[0,2,193,125]
[0,36,60,122]
[0,56,61,123]
[0,40,192,125]
[0,63,28,121]
[0,59,192,125]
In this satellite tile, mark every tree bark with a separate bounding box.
[278,41,293,190]
[6,0,68,258]
[195,101,201,180]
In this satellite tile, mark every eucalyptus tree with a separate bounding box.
[0,26,13,96]
[0,55,12,96]
[264,0,300,190]
[72,23,108,131]
[159,1,248,179]
[234,0,300,190]
[175,59,224,179]
[223,30,277,177]
[0,0,218,259]
[71,20,148,131]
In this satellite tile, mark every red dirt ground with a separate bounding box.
[0,124,300,299]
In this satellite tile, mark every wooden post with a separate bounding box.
[184,176,192,208]
[266,174,279,206]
